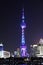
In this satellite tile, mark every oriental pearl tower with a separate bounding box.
[20,8,27,57]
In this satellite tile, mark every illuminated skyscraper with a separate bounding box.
[0,43,4,58]
[0,43,10,58]
[20,8,27,57]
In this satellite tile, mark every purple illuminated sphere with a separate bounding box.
[21,22,26,29]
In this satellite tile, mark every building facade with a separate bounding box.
[30,38,43,57]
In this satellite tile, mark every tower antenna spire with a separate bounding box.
[22,8,25,23]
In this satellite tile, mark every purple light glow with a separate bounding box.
[20,45,27,57]
[21,22,26,29]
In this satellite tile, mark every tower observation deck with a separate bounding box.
[20,8,27,57]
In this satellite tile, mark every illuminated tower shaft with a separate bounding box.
[20,8,27,57]
[22,28,25,45]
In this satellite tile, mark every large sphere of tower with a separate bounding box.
[21,22,26,29]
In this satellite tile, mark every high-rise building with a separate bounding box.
[0,43,10,58]
[0,43,4,58]
[20,8,27,57]
[30,38,43,57]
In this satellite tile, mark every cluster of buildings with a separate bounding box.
[0,38,43,58]
[0,8,43,58]
[30,38,43,57]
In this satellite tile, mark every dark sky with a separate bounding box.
[0,0,43,52]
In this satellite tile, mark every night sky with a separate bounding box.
[0,0,43,52]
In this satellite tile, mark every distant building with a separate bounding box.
[0,43,4,58]
[0,50,10,58]
[14,48,20,57]
[30,38,43,57]
[3,51,10,58]
[0,43,10,58]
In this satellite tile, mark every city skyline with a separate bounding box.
[0,0,43,52]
